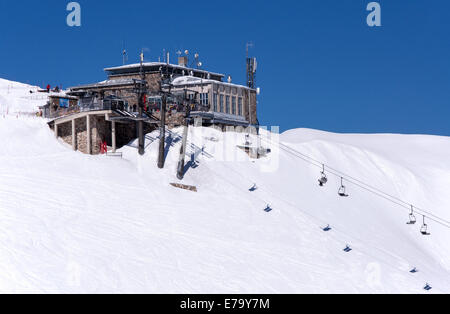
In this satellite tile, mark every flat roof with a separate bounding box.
[69,78,146,91]
[48,91,78,100]
[104,62,225,78]
[172,76,255,91]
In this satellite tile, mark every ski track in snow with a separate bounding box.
[0,78,450,293]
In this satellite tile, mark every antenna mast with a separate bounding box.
[122,41,128,65]
[246,42,257,89]
[140,49,145,80]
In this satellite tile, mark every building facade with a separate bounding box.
[46,58,259,155]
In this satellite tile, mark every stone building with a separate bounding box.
[39,93,79,119]
[50,110,154,155]
[47,57,259,155]
[170,75,258,129]
[103,60,259,128]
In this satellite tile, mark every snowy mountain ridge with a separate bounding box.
[0,78,48,115]
[0,78,449,293]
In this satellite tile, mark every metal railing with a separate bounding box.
[48,100,127,119]
[79,99,112,112]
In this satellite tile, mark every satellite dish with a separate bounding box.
[195,53,199,59]
[185,50,189,55]
[197,62,202,68]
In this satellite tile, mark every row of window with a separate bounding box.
[186,93,209,106]
[213,93,243,116]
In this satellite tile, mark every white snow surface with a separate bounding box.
[0,78,450,293]
[0,78,48,114]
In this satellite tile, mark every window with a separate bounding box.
[238,97,243,116]
[232,97,236,115]
[225,96,230,114]
[220,94,224,112]
[199,93,209,106]
[213,93,218,112]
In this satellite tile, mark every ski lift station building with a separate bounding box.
[46,57,259,155]
[102,61,259,128]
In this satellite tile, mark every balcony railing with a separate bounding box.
[49,99,126,119]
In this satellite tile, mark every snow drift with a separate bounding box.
[0,78,48,115]
[0,78,449,293]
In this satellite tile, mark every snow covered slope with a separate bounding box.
[0,80,449,293]
[0,78,47,115]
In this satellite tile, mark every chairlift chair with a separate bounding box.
[338,177,349,197]
[318,165,328,187]
[264,205,273,213]
[421,216,430,236]
[407,206,417,225]
[343,245,352,252]
[249,184,258,192]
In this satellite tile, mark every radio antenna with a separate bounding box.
[122,41,128,65]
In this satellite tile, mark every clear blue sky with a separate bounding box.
[0,0,449,135]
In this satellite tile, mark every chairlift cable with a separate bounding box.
[199,137,439,287]
[260,137,450,229]
[218,159,426,276]
[197,142,437,286]
[275,140,448,224]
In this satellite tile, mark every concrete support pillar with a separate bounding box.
[235,126,244,133]
[246,126,258,135]
[86,115,91,155]
[225,126,235,133]
[194,117,203,128]
[72,119,76,151]
[111,121,116,153]
[55,123,58,138]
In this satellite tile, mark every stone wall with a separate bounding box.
[152,111,186,127]
[49,98,79,118]
[57,120,73,148]
[242,89,258,125]
[108,73,161,92]
[54,113,156,155]
[75,117,88,153]
[56,116,90,154]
